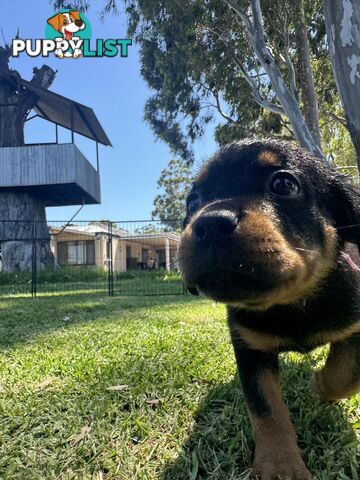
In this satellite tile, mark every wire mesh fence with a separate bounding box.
[0,219,185,297]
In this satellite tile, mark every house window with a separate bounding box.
[57,241,95,266]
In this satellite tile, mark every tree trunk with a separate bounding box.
[294,0,322,150]
[0,44,56,271]
[0,193,54,272]
[324,0,360,169]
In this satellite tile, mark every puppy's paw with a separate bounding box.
[311,372,336,403]
[251,442,312,480]
[55,49,64,58]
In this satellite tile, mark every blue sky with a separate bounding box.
[2,0,219,221]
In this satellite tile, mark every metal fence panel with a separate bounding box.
[111,220,183,296]
[0,219,184,298]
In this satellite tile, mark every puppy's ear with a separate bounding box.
[47,13,62,32]
[329,176,360,249]
[70,10,81,21]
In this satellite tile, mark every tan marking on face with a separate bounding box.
[231,219,338,310]
[258,150,282,166]
[250,371,311,478]
[312,334,360,401]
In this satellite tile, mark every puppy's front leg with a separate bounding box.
[230,334,311,479]
[313,333,360,402]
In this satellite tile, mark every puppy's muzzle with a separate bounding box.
[179,205,291,303]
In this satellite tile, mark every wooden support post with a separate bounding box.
[165,237,170,272]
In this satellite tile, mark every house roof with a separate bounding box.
[21,79,112,146]
[50,223,181,243]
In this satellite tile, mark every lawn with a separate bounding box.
[0,293,358,479]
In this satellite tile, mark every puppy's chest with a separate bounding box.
[234,321,360,353]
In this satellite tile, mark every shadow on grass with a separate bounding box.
[161,358,359,480]
[0,292,197,351]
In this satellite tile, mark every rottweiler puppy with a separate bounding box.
[179,139,360,479]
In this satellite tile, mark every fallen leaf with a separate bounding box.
[106,384,129,392]
[35,378,53,390]
[71,425,91,445]
[145,398,164,406]
[63,316,70,322]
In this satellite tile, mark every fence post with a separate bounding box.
[31,221,37,298]
[107,221,114,296]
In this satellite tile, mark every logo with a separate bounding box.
[12,10,132,59]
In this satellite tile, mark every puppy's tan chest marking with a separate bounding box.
[236,325,289,352]
[236,320,360,353]
[310,320,360,346]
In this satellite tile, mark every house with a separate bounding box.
[49,222,181,272]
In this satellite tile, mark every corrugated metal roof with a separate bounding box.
[21,79,112,146]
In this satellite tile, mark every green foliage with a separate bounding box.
[0,267,180,286]
[51,0,357,172]
[51,0,298,162]
[0,267,183,296]
[152,158,193,231]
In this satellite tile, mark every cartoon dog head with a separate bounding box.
[179,139,360,310]
[47,11,85,40]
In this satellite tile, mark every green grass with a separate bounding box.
[0,293,358,479]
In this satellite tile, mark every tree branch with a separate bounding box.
[282,12,298,101]
[326,111,347,128]
[233,57,285,115]
[202,24,285,116]
[221,0,252,31]
[20,66,57,118]
[199,81,240,124]
[221,0,324,158]
[213,92,239,124]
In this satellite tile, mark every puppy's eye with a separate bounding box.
[269,171,300,197]
[187,193,201,214]
[70,16,75,22]
[63,18,69,24]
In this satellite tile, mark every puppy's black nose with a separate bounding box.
[193,211,238,242]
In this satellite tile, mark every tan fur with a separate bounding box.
[310,320,360,347]
[236,325,289,352]
[250,371,311,479]
[231,215,338,311]
[235,321,360,354]
[313,338,360,402]
[258,150,282,166]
